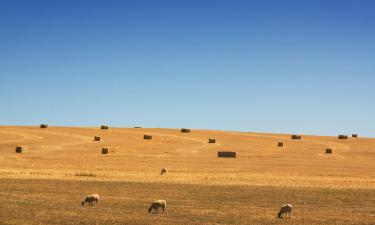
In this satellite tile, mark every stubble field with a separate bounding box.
[0,126,374,224]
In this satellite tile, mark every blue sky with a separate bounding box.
[0,0,374,137]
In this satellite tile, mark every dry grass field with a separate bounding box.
[0,126,374,224]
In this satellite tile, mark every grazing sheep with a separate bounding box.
[82,194,100,207]
[160,168,167,175]
[148,200,167,214]
[277,204,292,219]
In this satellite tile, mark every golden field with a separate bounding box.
[0,126,374,224]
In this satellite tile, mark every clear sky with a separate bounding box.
[0,0,374,137]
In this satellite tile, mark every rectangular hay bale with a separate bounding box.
[208,138,216,143]
[352,134,358,138]
[144,135,152,140]
[181,128,191,133]
[40,124,48,128]
[338,135,348,139]
[291,135,301,140]
[15,146,26,153]
[94,136,101,141]
[101,125,109,130]
[278,141,284,147]
[101,148,109,154]
[325,148,332,154]
[217,151,237,158]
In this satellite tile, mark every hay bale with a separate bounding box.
[325,148,332,154]
[338,135,348,139]
[208,138,216,143]
[277,141,284,147]
[134,126,142,128]
[40,124,48,128]
[352,134,358,138]
[94,136,101,141]
[15,146,26,153]
[181,128,191,133]
[291,135,301,140]
[100,125,109,130]
[217,151,237,158]
[101,148,109,154]
[144,135,152,140]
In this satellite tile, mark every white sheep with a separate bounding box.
[160,168,167,175]
[148,200,167,213]
[277,204,292,219]
[82,194,100,207]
